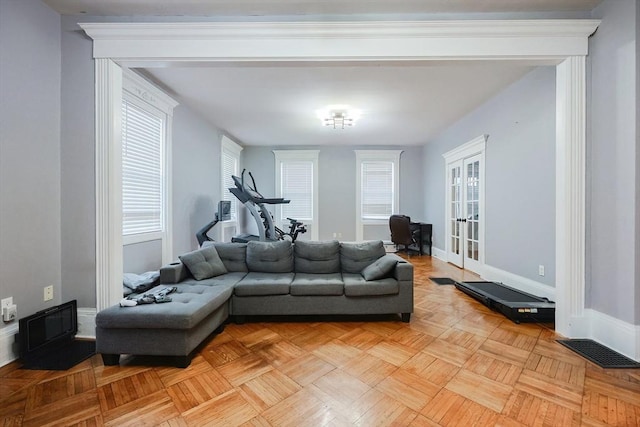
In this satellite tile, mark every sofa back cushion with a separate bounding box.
[294,240,340,273]
[247,240,294,273]
[210,242,248,272]
[340,240,386,273]
[178,245,228,280]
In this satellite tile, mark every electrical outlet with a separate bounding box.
[538,265,545,276]
[44,285,54,301]
[2,297,17,322]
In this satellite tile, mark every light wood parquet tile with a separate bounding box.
[3,255,640,427]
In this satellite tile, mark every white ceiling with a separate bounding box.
[44,0,600,146]
[143,62,537,146]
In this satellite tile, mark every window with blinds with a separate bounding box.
[121,99,164,236]
[361,161,395,219]
[280,160,313,221]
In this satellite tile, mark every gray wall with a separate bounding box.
[123,240,162,273]
[60,16,96,307]
[423,67,556,286]
[242,145,424,242]
[171,105,223,258]
[588,0,638,324]
[0,0,62,324]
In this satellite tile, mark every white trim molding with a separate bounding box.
[81,19,599,338]
[583,309,640,362]
[555,56,586,338]
[76,307,97,339]
[482,264,556,302]
[95,58,124,312]
[273,150,320,240]
[355,150,402,241]
[432,247,447,261]
[0,324,19,367]
[80,20,599,61]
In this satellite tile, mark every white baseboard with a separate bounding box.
[481,264,556,301]
[77,307,97,339]
[581,309,640,361]
[432,247,447,260]
[0,323,19,367]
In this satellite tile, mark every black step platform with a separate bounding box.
[454,281,555,324]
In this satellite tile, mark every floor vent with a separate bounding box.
[557,339,640,369]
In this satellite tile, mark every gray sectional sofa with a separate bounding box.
[95,239,413,367]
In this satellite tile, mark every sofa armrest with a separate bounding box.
[160,262,190,284]
[385,253,413,282]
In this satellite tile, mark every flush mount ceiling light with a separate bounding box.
[317,106,361,129]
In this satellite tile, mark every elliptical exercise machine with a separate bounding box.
[229,169,306,243]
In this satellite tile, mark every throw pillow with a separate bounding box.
[361,255,397,281]
[179,245,228,280]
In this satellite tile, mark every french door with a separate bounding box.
[444,136,486,274]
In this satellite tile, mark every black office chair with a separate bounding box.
[389,214,420,253]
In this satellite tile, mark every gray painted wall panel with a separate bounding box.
[0,0,62,324]
[60,16,96,307]
[171,105,223,258]
[423,67,556,286]
[588,0,637,323]
[123,240,162,273]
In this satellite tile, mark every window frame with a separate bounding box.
[220,136,243,242]
[355,150,402,241]
[121,69,177,262]
[273,150,319,240]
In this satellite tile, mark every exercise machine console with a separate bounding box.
[196,200,231,246]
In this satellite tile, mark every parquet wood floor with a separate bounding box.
[2,255,640,426]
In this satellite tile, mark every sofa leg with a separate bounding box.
[234,315,246,325]
[101,353,120,366]
[401,313,411,323]
[175,355,191,368]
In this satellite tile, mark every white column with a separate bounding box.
[95,58,124,311]
[555,56,587,337]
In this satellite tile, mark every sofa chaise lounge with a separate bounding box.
[95,239,414,367]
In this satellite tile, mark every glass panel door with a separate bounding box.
[446,160,463,267]
[463,153,482,272]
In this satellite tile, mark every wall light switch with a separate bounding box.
[44,285,54,301]
[538,265,545,276]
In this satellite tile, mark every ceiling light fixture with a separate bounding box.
[317,106,361,129]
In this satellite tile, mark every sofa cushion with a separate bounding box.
[96,284,234,330]
[179,245,227,280]
[234,272,294,296]
[212,242,249,272]
[247,240,294,273]
[294,240,340,273]
[290,273,344,296]
[361,255,397,281]
[342,273,399,296]
[340,241,386,274]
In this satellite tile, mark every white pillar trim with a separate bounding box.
[555,56,587,337]
[95,58,124,311]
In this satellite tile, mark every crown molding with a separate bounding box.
[80,20,600,62]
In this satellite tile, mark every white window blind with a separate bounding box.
[281,160,313,221]
[121,99,164,236]
[361,161,394,219]
[222,150,238,220]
